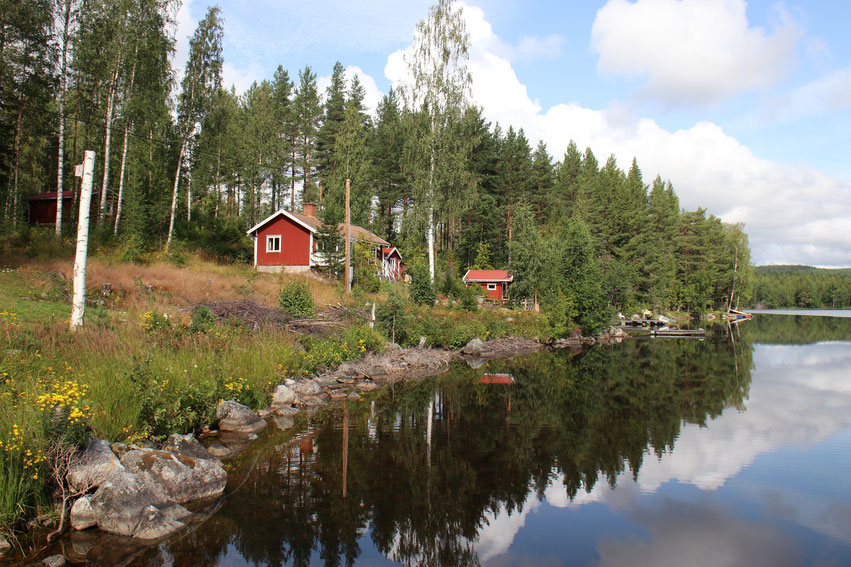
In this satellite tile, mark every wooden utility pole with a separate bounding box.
[70,150,95,330]
[345,178,351,295]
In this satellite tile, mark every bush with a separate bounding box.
[376,291,411,344]
[190,305,215,333]
[118,234,147,264]
[165,241,188,267]
[410,264,436,305]
[278,281,316,318]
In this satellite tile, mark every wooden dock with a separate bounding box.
[618,324,706,338]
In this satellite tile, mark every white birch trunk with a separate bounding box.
[427,116,437,282]
[99,73,118,220]
[70,150,95,331]
[166,139,186,249]
[113,119,130,235]
[186,165,192,221]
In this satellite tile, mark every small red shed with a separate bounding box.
[25,189,103,225]
[462,269,513,302]
[379,247,405,281]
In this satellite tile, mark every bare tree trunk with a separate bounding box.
[99,62,120,222]
[70,150,95,331]
[166,139,186,249]
[11,102,23,230]
[214,148,220,218]
[55,0,73,238]
[113,119,130,235]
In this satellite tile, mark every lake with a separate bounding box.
[122,313,851,566]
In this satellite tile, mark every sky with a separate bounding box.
[174,0,851,267]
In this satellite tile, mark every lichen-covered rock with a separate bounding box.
[88,470,191,540]
[216,400,266,435]
[67,439,124,492]
[161,433,217,461]
[70,496,97,530]
[120,448,226,503]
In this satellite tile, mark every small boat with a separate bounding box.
[722,308,753,322]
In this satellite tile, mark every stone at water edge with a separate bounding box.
[67,438,124,492]
[42,554,66,567]
[206,444,233,459]
[271,385,298,408]
[461,338,489,355]
[216,400,267,435]
[292,379,322,396]
[161,433,217,461]
[120,448,227,504]
[87,470,191,540]
[70,496,97,530]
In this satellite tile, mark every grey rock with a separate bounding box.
[384,342,402,351]
[131,504,189,540]
[67,439,124,492]
[0,534,10,555]
[364,365,387,377]
[70,496,97,530]
[161,433,217,461]
[273,405,299,417]
[292,379,322,396]
[461,338,489,355]
[216,400,267,435]
[120,448,227,503]
[271,385,298,408]
[347,392,360,401]
[206,444,233,459]
[42,554,66,567]
[357,381,379,392]
[88,470,190,540]
[298,395,328,408]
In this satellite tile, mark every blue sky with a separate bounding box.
[175,0,851,267]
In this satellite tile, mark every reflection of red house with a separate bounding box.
[462,270,513,302]
[479,373,514,385]
[25,189,105,225]
[246,203,392,274]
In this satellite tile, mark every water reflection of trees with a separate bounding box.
[140,334,752,567]
[741,314,851,344]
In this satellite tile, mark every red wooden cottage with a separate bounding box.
[247,204,397,276]
[462,269,513,302]
[379,247,405,281]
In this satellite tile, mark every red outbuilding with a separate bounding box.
[246,204,393,275]
[25,189,104,225]
[462,269,513,302]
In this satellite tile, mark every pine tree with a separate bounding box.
[294,66,321,208]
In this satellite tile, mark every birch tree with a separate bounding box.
[167,6,222,248]
[399,0,471,281]
[54,0,77,237]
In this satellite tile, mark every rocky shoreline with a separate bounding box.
[6,330,627,565]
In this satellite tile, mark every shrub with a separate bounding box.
[118,234,147,264]
[376,291,411,344]
[278,281,316,318]
[409,264,436,305]
[190,305,215,333]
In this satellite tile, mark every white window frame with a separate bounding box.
[266,235,281,253]
[487,283,498,291]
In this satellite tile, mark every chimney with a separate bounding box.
[302,203,317,218]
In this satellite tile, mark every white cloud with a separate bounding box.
[385,1,851,266]
[760,66,851,125]
[590,0,800,105]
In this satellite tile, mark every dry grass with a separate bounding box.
[18,255,343,313]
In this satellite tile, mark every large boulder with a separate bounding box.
[67,439,124,492]
[161,433,217,461]
[292,379,322,397]
[87,470,191,540]
[216,400,266,435]
[120,448,226,503]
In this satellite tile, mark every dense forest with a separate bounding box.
[0,0,751,319]
[751,265,851,309]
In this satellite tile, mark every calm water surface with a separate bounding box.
[128,314,851,566]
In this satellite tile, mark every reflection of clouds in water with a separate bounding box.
[474,493,540,562]
[473,342,851,564]
[594,499,801,567]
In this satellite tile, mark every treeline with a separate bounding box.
[0,0,750,319]
[752,266,851,309]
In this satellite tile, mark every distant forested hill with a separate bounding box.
[752,266,851,308]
